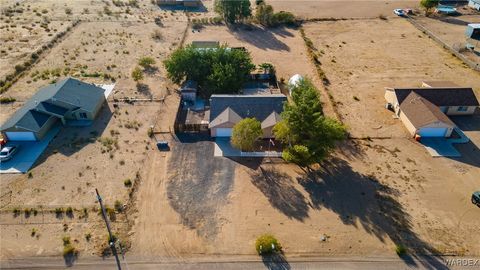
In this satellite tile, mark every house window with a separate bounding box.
[79,112,88,119]
[457,106,468,112]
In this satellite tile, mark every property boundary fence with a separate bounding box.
[407,17,480,72]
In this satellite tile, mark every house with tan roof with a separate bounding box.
[385,81,479,137]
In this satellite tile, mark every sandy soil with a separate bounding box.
[414,14,480,65]
[270,0,419,19]
[1,0,480,265]
[185,24,337,117]
[0,0,188,260]
[303,18,480,138]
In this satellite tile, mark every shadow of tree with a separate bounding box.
[63,251,78,267]
[250,166,309,221]
[229,24,291,51]
[298,157,448,270]
[261,252,291,270]
[136,83,153,99]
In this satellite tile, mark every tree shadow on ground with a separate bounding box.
[136,83,153,99]
[63,251,77,267]
[167,140,236,239]
[261,252,291,270]
[229,24,290,51]
[250,166,309,221]
[297,157,448,270]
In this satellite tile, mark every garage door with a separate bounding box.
[418,128,447,137]
[216,128,232,137]
[5,131,36,141]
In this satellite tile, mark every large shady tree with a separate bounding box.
[274,78,346,168]
[163,45,255,96]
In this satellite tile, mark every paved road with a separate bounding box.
[2,256,479,270]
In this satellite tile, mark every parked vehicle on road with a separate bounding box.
[0,146,18,162]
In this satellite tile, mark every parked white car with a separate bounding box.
[393,9,406,17]
[0,146,18,162]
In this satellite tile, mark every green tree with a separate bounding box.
[215,0,251,24]
[131,67,143,82]
[420,0,439,15]
[282,145,314,168]
[274,78,346,167]
[138,56,156,69]
[255,3,274,26]
[163,45,255,96]
[258,62,275,75]
[231,118,262,151]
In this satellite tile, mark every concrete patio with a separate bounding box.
[214,138,282,157]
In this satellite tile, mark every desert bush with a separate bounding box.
[62,236,71,246]
[0,97,15,103]
[55,207,64,216]
[138,57,156,69]
[396,244,407,255]
[31,228,37,237]
[85,233,92,241]
[63,244,77,256]
[255,234,282,255]
[65,8,72,14]
[65,207,73,216]
[124,179,132,187]
[151,29,163,41]
[114,200,123,212]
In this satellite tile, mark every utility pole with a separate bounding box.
[95,188,122,270]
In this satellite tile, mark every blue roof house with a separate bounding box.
[1,78,106,141]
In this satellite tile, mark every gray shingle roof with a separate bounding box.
[1,77,105,131]
[209,94,287,125]
[15,110,55,132]
[394,87,479,106]
[36,101,70,116]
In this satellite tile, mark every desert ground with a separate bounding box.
[0,0,479,268]
[414,14,480,65]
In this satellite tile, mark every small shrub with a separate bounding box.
[65,8,72,15]
[54,207,64,216]
[151,29,163,41]
[62,236,71,246]
[85,233,92,241]
[114,200,123,212]
[65,207,73,216]
[13,208,21,216]
[124,179,132,187]
[0,97,16,103]
[353,96,360,101]
[63,244,77,256]
[147,127,154,138]
[27,171,33,178]
[396,244,407,255]
[255,234,282,255]
[31,228,37,237]
[24,208,31,217]
[138,56,156,69]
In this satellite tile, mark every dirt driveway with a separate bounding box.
[131,134,237,257]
